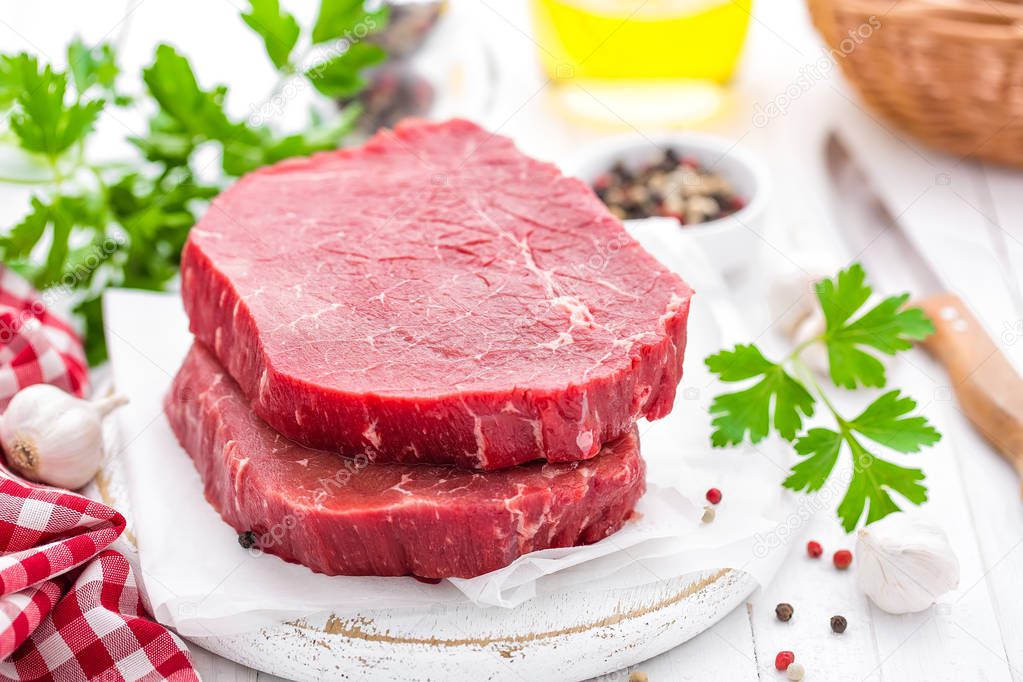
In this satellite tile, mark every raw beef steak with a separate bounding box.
[165,344,646,578]
[181,118,692,470]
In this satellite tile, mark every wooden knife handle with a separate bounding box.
[918,293,1023,481]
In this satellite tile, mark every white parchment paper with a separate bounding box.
[104,226,794,637]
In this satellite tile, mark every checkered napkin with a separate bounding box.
[0,267,198,680]
[0,474,197,681]
[0,265,89,411]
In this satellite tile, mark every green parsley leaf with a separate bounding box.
[141,45,251,145]
[836,437,927,531]
[242,0,301,70]
[705,344,815,445]
[817,263,935,389]
[847,389,941,453]
[8,55,104,158]
[306,42,386,98]
[66,37,119,96]
[785,425,928,531]
[1,193,106,291]
[783,389,937,531]
[311,0,388,44]
[0,54,31,109]
[1,197,49,260]
[74,294,108,366]
[221,104,360,176]
[37,197,74,287]
[784,427,843,493]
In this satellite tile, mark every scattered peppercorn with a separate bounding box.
[833,549,853,570]
[831,614,848,633]
[628,673,648,682]
[238,530,257,549]
[775,602,793,622]
[706,487,722,505]
[701,505,716,523]
[786,662,805,681]
[806,540,823,558]
[774,651,795,671]
[591,149,745,224]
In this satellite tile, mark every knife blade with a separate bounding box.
[825,131,1023,488]
[824,134,944,298]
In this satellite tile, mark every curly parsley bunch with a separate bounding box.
[0,0,387,363]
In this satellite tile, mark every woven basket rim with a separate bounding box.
[821,0,1023,41]
[807,0,1023,168]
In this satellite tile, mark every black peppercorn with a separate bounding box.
[831,615,848,633]
[238,530,258,549]
[775,602,794,622]
[589,150,744,224]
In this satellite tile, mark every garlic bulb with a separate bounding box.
[0,384,127,489]
[856,512,960,614]
[792,308,829,375]
[766,250,839,337]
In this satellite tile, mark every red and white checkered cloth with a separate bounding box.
[0,265,89,411]
[0,266,198,681]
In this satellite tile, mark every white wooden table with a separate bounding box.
[5,1,1023,679]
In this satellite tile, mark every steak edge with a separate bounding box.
[164,343,646,578]
[181,118,692,469]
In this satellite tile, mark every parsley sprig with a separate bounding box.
[0,0,387,364]
[705,263,940,531]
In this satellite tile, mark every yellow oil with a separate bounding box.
[530,0,752,83]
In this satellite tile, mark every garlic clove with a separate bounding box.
[793,308,829,375]
[766,251,840,338]
[93,394,129,418]
[855,512,960,614]
[0,384,128,490]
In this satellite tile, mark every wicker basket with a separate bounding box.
[807,0,1023,166]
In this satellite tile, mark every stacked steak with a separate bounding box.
[165,119,693,579]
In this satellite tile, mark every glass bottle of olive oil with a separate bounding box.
[529,0,753,125]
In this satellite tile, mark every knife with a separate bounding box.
[825,132,1023,483]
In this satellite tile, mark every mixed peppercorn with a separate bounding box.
[766,539,856,678]
[833,549,853,570]
[591,149,746,224]
[775,602,794,622]
[237,530,258,549]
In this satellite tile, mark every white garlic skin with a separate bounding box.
[856,512,960,614]
[766,250,839,337]
[793,308,829,375]
[0,384,127,489]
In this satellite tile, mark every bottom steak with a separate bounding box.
[164,344,646,578]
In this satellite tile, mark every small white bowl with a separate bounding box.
[568,132,770,274]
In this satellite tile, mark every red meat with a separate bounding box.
[181,119,691,469]
[165,344,646,578]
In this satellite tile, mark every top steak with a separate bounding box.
[181,118,693,470]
